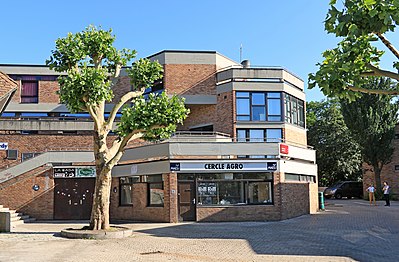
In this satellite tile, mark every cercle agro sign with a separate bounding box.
[170,161,278,172]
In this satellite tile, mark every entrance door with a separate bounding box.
[178,182,196,221]
[54,178,95,219]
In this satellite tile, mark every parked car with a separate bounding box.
[323,181,363,199]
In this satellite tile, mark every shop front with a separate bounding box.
[110,156,317,223]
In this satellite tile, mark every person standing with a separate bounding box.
[366,184,376,206]
[382,181,390,206]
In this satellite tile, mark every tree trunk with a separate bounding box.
[90,169,112,230]
[373,164,382,194]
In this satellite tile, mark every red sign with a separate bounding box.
[280,144,289,155]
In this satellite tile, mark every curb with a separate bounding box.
[60,226,133,239]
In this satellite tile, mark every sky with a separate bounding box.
[0,0,394,101]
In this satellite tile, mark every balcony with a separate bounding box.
[120,131,315,163]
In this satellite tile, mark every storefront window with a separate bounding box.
[145,175,164,207]
[196,173,273,206]
[119,177,139,206]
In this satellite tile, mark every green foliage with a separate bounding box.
[58,67,112,113]
[46,25,137,111]
[308,35,383,100]
[117,92,189,141]
[340,78,399,190]
[128,58,163,91]
[309,0,399,98]
[325,0,399,37]
[307,100,362,186]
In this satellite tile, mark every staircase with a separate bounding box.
[0,205,36,228]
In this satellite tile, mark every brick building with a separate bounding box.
[0,50,318,222]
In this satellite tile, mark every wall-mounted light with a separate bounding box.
[113,187,117,193]
[32,184,40,191]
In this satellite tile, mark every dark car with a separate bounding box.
[323,181,363,199]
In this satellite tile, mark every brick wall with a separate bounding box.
[279,182,310,219]
[215,91,234,136]
[0,167,54,219]
[178,104,216,131]
[39,81,59,103]
[10,79,21,103]
[284,125,307,146]
[110,173,177,222]
[111,76,132,104]
[164,64,217,95]
[0,134,95,169]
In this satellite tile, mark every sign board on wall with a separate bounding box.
[170,161,278,172]
[0,142,8,150]
[54,167,96,178]
[279,144,289,155]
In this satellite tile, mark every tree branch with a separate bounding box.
[105,90,143,132]
[107,131,144,169]
[346,85,399,95]
[362,64,399,81]
[375,32,399,61]
[87,105,102,131]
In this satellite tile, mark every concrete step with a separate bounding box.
[0,207,10,212]
[11,215,29,222]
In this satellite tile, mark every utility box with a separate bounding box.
[0,212,11,232]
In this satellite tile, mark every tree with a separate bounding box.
[340,78,399,192]
[309,0,399,98]
[307,100,362,186]
[46,26,189,230]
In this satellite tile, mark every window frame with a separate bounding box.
[21,80,39,104]
[236,91,283,122]
[196,173,274,206]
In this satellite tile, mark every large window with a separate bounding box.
[197,173,273,206]
[119,177,139,206]
[144,175,164,207]
[21,80,38,103]
[236,129,282,143]
[284,94,305,127]
[236,92,282,121]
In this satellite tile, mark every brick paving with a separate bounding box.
[0,199,398,262]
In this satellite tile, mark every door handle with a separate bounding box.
[68,200,72,205]
[80,199,83,205]
[192,198,196,204]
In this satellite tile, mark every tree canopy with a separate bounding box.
[46,25,189,230]
[340,78,399,192]
[307,100,362,186]
[309,0,399,99]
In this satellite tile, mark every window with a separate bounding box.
[236,92,282,122]
[144,175,164,206]
[236,129,282,143]
[197,173,273,206]
[21,80,38,103]
[285,173,316,183]
[284,94,305,127]
[119,177,139,206]
[21,152,41,162]
[6,150,18,160]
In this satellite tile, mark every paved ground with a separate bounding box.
[0,199,398,262]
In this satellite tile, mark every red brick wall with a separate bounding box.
[39,81,59,103]
[10,79,21,103]
[111,76,131,104]
[279,182,310,219]
[178,104,216,131]
[0,167,54,219]
[0,134,95,169]
[164,64,216,95]
[215,91,234,136]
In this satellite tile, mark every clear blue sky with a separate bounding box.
[0,0,370,101]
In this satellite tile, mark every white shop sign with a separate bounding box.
[0,142,8,150]
[170,161,278,172]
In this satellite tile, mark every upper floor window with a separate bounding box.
[236,92,282,121]
[21,80,38,103]
[284,94,305,127]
